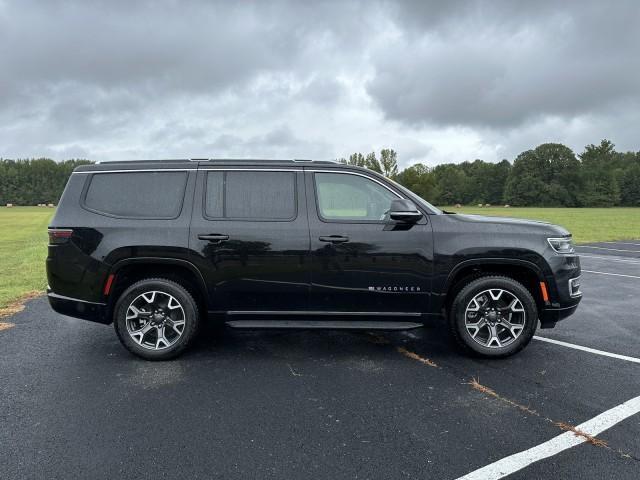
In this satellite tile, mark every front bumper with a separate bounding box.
[47,290,110,325]
[539,254,582,328]
[539,302,580,328]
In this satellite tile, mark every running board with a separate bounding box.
[225,320,423,330]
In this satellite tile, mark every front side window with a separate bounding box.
[83,171,187,218]
[314,172,398,221]
[205,171,296,220]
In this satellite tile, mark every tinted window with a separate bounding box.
[84,171,187,218]
[205,171,224,218]
[315,172,398,221]
[205,171,296,220]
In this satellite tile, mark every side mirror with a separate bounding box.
[388,199,423,223]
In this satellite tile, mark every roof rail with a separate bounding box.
[200,158,338,164]
[97,159,189,164]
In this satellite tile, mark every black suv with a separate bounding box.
[47,159,582,360]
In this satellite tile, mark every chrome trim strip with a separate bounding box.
[227,310,421,316]
[569,275,582,297]
[47,291,106,306]
[225,320,424,330]
[73,169,197,174]
[200,168,301,172]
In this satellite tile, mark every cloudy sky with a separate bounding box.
[1,0,638,168]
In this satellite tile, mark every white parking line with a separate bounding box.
[602,241,640,247]
[456,394,640,480]
[533,336,640,364]
[576,245,640,253]
[578,254,640,264]
[582,269,640,279]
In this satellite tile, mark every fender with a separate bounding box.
[108,257,209,299]
[442,257,547,295]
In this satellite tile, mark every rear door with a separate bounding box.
[305,168,433,315]
[190,166,311,312]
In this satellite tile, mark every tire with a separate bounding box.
[449,275,537,358]
[113,278,200,360]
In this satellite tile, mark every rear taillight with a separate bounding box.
[48,228,73,244]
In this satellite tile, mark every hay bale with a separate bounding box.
[477,203,483,208]
[6,203,13,208]
[455,203,462,208]
[485,203,491,207]
[504,204,510,208]
[47,203,55,208]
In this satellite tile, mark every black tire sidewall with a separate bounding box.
[450,276,537,358]
[114,278,199,360]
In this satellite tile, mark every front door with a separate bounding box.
[190,167,310,312]
[305,169,433,314]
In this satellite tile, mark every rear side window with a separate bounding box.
[83,171,188,218]
[205,171,296,220]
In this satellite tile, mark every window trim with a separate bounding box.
[202,170,299,223]
[80,171,189,220]
[311,171,403,224]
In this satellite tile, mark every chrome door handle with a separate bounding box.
[319,235,349,243]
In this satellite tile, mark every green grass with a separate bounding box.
[441,207,640,243]
[0,207,54,309]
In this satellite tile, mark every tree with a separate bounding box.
[619,163,640,206]
[0,158,92,205]
[504,143,581,207]
[395,163,436,201]
[578,140,621,207]
[347,153,366,167]
[379,148,398,178]
[431,164,470,205]
[365,152,382,173]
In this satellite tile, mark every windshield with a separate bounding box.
[386,178,443,214]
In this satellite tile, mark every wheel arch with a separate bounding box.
[442,258,547,315]
[105,257,209,323]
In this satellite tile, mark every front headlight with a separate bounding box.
[547,237,575,254]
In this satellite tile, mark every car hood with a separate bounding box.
[447,213,570,236]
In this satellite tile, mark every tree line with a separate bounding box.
[0,158,92,205]
[1,139,639,207]
[339,140,640,207]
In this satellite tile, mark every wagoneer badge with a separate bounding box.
[369,286,421,292]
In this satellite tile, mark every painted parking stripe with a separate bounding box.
[602,241,640,247]
[578,254,640,264]
[582,269,640,279]
[456,394,640,480]
[533,336,640,364]
[576,245,640,253]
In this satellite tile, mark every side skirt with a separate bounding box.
[225,319,424,330]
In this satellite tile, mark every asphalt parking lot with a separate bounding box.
[1,241,639,479]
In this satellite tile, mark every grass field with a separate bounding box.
[0,206,639,311]
[0,207,54,310]
[441,206,640,243]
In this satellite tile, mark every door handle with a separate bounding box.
[198,234,229,243]
[319,235,349,243]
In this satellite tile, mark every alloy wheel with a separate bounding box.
[464,288,526,348]
[125,291,186,350]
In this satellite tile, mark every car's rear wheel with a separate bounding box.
[114,278,199,360]
[449,275,537,357]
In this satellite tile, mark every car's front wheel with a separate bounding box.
[114,278,200,360]
[449,275,538,358]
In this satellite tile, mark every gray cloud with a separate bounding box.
[368,1,640,128]
[0,0,638,166]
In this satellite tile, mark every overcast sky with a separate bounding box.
[1,0,638,167]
